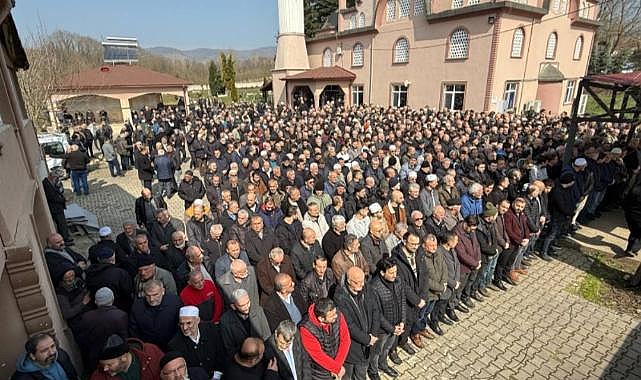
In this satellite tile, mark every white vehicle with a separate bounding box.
[38,133,69,178]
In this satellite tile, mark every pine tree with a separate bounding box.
[208,60,224,97]
[220,53,239,102]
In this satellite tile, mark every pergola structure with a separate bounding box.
[564,71,641,164]
[51,65,191,126]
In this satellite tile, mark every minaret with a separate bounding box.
[272,0,310,105]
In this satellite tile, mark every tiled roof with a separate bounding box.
[283,66,356,81]
[588,71,641,87]
[56,65,191,91]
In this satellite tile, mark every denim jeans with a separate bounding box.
[541,215,570,256]
[107,159,121,176]
[511,245,528,270]
[479,254,499,288]
[413,299,437,333]
[70,169,89,195]
[586,190,606,215]
[120,154,131,170]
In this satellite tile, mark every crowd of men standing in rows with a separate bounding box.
[28,99,641,380]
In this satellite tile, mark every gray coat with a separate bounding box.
[216,266,260,306]
[360,234,389,275]
[438,245,460,298]
[102,141,116,161]
[420,187,441,217]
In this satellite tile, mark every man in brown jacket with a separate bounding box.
[332,234,370,282]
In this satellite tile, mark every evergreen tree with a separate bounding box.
[304,0,338,38]
[220,53,239,102]
[208,60,224,96]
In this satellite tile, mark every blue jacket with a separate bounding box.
[12,348,78,380]
[460,193,483,218]
[154,154,175,181]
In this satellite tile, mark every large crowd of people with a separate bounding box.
[29,98,641,380]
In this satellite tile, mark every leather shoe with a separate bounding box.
[515,268,529,275]
[493,279,508,291]
[399,343,416,355]
[429,321,444,336]
[410,334,424,348]
[471,293,484,302]
[419,329,436,339]
[509,270,520,282]
[440,315,454,325]
[388,350,402,365]
[380,366,400,378]
[462,298,475,308]
[446,308,460,321]
[478,288,490,297]
[503,275,517,286]
[487,283,499,291]
[539,254,553,262]
[367,372,382,380]
[455,304,469,313]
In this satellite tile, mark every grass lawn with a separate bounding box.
[583,88,638,116]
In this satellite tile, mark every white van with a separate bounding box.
[38,133,69,178]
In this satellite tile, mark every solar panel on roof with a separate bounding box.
[102,37,139,64]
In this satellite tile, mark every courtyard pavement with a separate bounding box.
[66,162,641,379]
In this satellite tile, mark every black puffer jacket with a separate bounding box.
[476,218,500,257]
[369,274,406,334]
[85,262,134,312]
[524,196,543,233]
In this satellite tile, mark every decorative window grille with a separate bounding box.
[399,0,410,17]
[323,48,333,67]
[511,28,524,58]
[352,43,364,66]
[414,0,426,15]
[394,38,409,63]
[546,32,557,59]
[358,13,366,27]
[386,0,396,21]
[448,29,469,59]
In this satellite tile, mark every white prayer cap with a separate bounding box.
[179,306,200,318]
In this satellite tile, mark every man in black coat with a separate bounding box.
[135,145,154,190]
[134,187,167,231]
[540,172,578,258]
[115,221,146,277]
[368,257,406,379]
[290,228,324,281]
[74,287,128,373]
[265,320,313,380]
[85,246,134,312]
[391,233,428,354]
[333,267,380,380]
[44,233,87,285]
[245,215,278,265]
[167,306,225,377]
[322,215,347,261]
[129,279,182,350]
[178,170,206,209]
[12,333,78,380]
[261,273,306,332]
[42,172,72,244]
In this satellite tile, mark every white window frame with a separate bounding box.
[443,83,466,110]
[391,84,408,107]
[573,36,583,60]
[352,43,364,67]
[511,28,524,58]
[545,32,557,60]
[393,38,410,64]
[349,15,356,29]
[323,48,333,67]
[357,13,366,27]
[503,82,519,110]
[352,85,364,106]
[564,80,576,104]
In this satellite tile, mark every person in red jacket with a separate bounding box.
[180,270,224,323]
[91,335,163,380]
[503,197,531,283]
[300,298,351,380]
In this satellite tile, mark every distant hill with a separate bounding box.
[146,46,276,62]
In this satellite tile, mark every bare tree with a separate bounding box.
[17,22,65,128]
